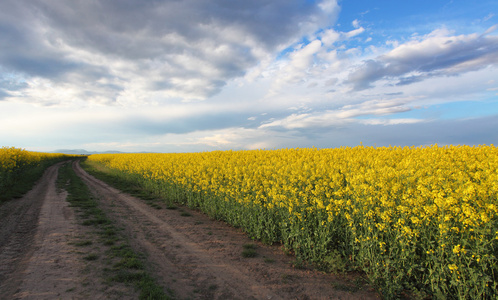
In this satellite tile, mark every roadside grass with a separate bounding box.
[83,253,100,261]
[179,210,192,217]
[57,160,172,300]
[263,257,275,263]
[331,276,370,293]
[73,240,93,247]
[242,243,258,258]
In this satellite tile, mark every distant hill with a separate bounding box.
[53,149,125,155]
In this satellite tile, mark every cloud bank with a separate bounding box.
[346,28,498,90]
[0,0,338,104]
[0,0,497,152]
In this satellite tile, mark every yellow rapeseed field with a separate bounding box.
[0,147,71,200]
[87,145,497,299]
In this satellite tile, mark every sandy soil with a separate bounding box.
[74,161,380,300]
[1,161,381,299]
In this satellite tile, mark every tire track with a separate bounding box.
[0,163,62,299]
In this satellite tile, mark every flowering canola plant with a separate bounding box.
[0,146,72,200]
[87,145,498,299]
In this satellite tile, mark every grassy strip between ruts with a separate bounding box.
[57,159,172,300]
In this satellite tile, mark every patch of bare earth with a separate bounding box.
[75,162,381,300]
[0,162,138,300]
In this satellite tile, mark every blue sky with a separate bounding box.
[1,0,497,152]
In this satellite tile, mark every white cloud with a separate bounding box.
[289,40,323,70]
[321,29,341,46]
[483,24,498,35]
[345,27,365,38]
[0,0,340,105]
[482,13,495,22]
[320,27,366,46]
[259,95,420,131]
[270,40,323,91]
[318,0,340,15]
[346,27,498,90]
[359,118,424,125]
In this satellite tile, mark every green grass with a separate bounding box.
[83,253,100,261]
[242,244,258,258]
[331,277,368,293]
[263,257,275,263]
[57,160,172,300]
[74,240,93,247]
[180,211,192,217]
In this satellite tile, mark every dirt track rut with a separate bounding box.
[0,163,60,299]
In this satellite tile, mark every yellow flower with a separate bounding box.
[83,144,498,294]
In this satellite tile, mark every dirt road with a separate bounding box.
[0,163,58,299]
[0,162,137,299]
[1,161,380,299]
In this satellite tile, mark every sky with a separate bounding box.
[1,0,498,153]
